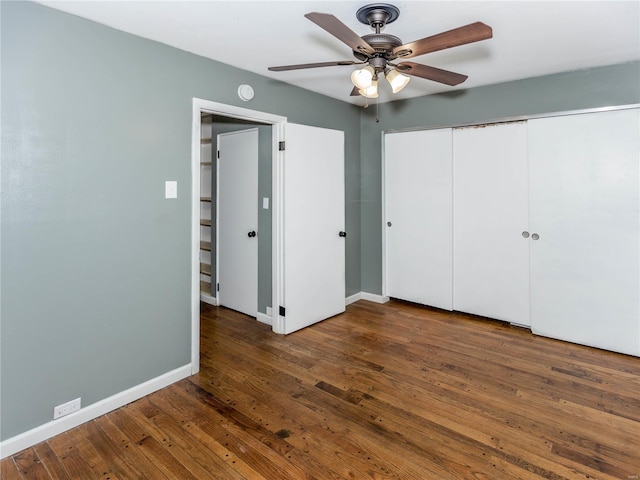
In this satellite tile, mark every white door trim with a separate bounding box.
[191,98,286,374]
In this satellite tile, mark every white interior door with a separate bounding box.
[384,129,453,310]
[453,122,530,326]
[282,123,345,334]
[529,109,640,355]
[217,128,258,317]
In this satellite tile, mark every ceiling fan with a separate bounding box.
[268,3,492,99]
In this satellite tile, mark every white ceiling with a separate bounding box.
[37,1,640,105]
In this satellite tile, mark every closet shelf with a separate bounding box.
[200,197,212,202]
[200,161,213,166]
[200,263,211,276]
[200,241,211,251]
[201,138,212,145]
[200,280,211,294]
[200,219,212,227]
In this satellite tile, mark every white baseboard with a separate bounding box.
[200,293,218,306]
[361,292,390,304]
[346,292,363,305]
[345,292,390,305]
[256,312,272,325]
[0,364,192,460]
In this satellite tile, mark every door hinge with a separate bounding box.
[217,150,220,159]
[279,141,285,151]
[279,306,286,317]
[217,283,220,292]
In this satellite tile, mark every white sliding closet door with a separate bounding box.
[384,129,453,310]
[453,122,530,326]
[529,108,640,356]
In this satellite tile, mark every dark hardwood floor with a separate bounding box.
[2,300,640,479]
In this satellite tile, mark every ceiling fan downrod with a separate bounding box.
[355,4,402,77]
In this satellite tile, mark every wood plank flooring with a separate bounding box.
[2,300,640,479]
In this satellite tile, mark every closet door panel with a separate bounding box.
[384,129,453,310]
[453,122,530,325]
[529,109,640,356]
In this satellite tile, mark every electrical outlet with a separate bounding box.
[53,398,81,419]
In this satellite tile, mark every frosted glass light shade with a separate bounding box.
[386,69,410,93]
[351,66,375,89]
[359,80,378,98]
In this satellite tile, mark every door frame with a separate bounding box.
[191,98,287,374]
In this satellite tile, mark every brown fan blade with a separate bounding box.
[393,22,492,59]
[269,60,358,72]
[395,62,468,86]
[350,86,361,96]
[305,12,375,56]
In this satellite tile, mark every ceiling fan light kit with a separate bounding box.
[385,68,411,93]
[359,79,379,99]
[268,3,493,102]
[351,65,375,89]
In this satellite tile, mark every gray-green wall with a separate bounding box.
[0,1,361,441]
[359,61,640,294]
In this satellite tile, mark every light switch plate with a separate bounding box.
[262,197,269,210]
[165,181,177,199]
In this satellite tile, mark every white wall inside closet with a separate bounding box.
[453,122,530,326]
[384,129,453,310]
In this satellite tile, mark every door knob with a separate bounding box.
[522,231,530,238]
[531,233,540,240]
[339,231,347,238]
[387,222,392,227]
[247,231,257,238]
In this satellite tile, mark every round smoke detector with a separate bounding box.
[238,84,254,101]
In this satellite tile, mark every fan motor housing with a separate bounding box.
[362,33,402,52]
[353,33,402,64]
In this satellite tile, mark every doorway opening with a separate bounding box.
[191,99,286,374]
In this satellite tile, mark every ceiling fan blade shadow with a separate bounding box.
[395,62,468,86]
[393,22,492,59]
[305,12,375,56]
[268,60,359,72]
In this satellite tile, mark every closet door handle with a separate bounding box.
[339,231,347,238]
[247,231,257,238]
[531,233,540,241]
[522,231,530,238]
[387,222,392,227]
